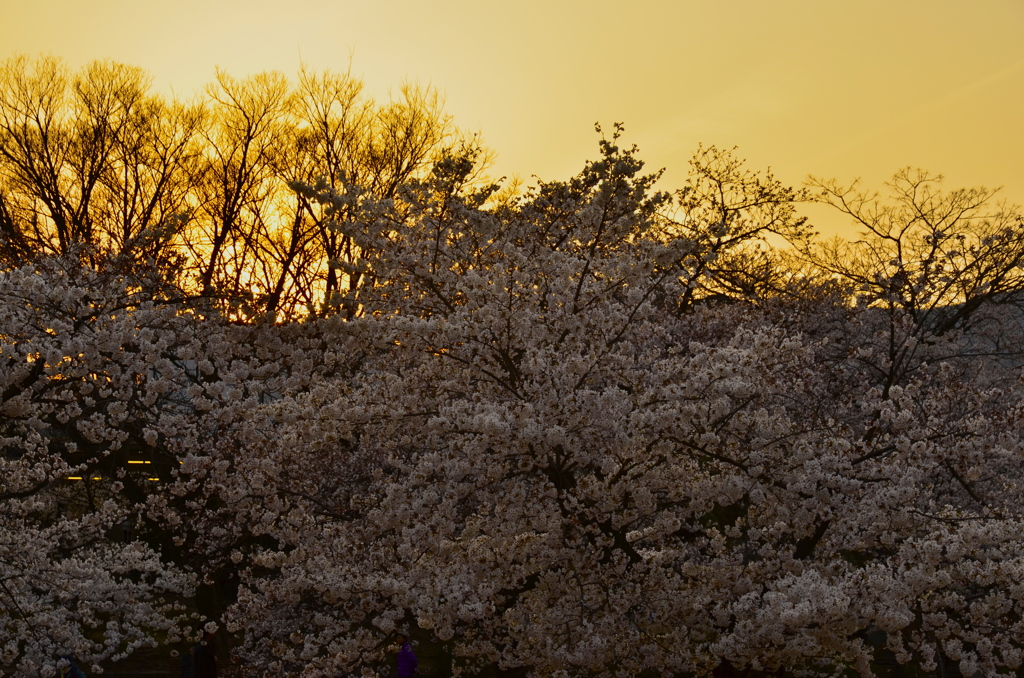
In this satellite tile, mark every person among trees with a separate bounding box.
[58,655,86,678]
[179,644,195,678]
[191,631,217,678]
[395,632,417,678]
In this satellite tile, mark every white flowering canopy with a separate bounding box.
[4,130,1024,677]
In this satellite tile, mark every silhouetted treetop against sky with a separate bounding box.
[2,55,1021,324]
[2,0,1021,213]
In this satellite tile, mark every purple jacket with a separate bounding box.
[397,641,418,677]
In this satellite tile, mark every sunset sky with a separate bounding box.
[2,0,1022,236]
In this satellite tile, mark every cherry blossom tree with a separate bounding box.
[132,139,923,677]
[0,253,357,674]
[5,123,1024,678]
[201,135,1024,678]
[0,258,199,676]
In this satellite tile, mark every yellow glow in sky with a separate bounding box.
[3,0,1022,235]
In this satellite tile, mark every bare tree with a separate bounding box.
[800,169,1024,395]
[92,96,204,265]
[0,57,470,319]
[187,69,292,301]
[0,55,74,255]
[807,169,1024,330]
[659,144,812,311]
[260,66,369,318]
[0,57,200,273]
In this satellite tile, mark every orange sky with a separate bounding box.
[2,0,1022,236]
